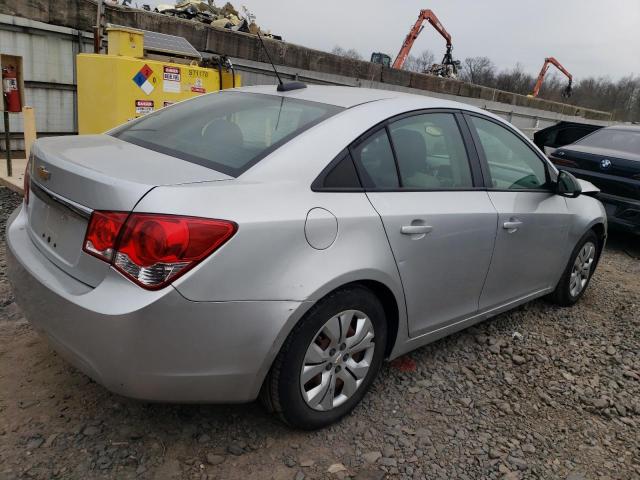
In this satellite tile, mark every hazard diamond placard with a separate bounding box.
[132,64,154,95]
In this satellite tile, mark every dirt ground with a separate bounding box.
[0,187,639,480]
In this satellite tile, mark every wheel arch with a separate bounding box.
[303,265,405,351]
[346,279,400,358]
[256,277,403,411]
[590,221,606,247]
[590,221,607,267]
[296,278,402,358]
[257,276,404,399]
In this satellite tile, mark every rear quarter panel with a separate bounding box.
[134,181,405,305]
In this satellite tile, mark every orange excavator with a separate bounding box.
[371,9,460,78]
[531,57,573,98]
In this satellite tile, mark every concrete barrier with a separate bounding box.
[381,67,411,88]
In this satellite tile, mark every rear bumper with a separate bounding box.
[597,192,640,234]
[6,205,308,403]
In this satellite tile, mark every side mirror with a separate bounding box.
[556,170,582,198]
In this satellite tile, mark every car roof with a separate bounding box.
[602,124,640,132]
[236,84,485,112]
[236,84,398,107]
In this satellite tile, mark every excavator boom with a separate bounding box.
[392,9,452,70]
[532,57,573,98]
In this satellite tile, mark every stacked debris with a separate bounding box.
[145,1,281,40]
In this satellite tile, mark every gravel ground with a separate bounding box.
[0,186,639,480]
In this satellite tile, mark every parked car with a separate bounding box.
[7,85,607,429]
[549,125,640,234]
[533,121,603,155]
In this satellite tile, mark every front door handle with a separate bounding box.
[503,220,523,233]
[401,225,433,235]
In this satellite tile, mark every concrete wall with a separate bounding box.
[1,0,610,121]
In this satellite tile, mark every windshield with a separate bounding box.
[111,92,343,177]
[575,128,640,156]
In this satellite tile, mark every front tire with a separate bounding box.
[549,230,599,306]
[261,286,387,429]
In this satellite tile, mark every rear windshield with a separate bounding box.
[111,91,343,177]
[575,128,640,155]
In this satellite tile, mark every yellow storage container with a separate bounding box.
[77,42,240,134]
[106,27,144,58]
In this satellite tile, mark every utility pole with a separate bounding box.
[94,0,105,54]
[2,96,11,177]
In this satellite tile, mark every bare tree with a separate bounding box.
[493,64,534,96]
[402,50,436,73]
[530,74,640,121]
[536,73,567,102]
[329,45,640,121]
[403,55,419,72]
[331,46,363,61]
[460,56,495,85]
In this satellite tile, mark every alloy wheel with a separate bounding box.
[569,241,596,297]
[300,310,375,411]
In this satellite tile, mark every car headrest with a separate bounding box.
[203,119,244,148]
[393,129,427,173]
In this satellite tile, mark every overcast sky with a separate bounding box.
[144,0,640,80]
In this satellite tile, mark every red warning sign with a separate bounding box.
[190,78,206,94]
[135,99,154,115]
[163,66,181,82]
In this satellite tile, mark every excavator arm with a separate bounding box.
[531,57,573,98]
[392,9,452,70]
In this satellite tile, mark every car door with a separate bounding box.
[464,114,571,310]
[352,111,497,337]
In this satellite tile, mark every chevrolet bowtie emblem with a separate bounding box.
[37,165,51,181]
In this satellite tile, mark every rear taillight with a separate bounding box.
[83,211,128,262]
[23,160,30,205]
[83,212,237,289]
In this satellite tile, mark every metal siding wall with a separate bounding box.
[0,29,75,84]
[0,23,80,150]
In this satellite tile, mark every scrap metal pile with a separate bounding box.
[131,0,282,40]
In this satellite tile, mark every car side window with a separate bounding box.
[470,116,549,190]
[351,129,399,189]
[388,113,473,189]
[321,152,362,189]
[555,126,590,146]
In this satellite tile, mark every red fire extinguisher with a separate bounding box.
[2,66,21,113]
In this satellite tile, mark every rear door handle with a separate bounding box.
[401,225,433,235]
[503,220,523,232]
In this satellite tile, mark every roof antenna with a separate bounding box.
[256,31,306,92]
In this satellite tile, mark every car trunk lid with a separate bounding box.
[26,135,232,287]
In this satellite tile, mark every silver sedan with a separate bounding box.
[7,85,606,429]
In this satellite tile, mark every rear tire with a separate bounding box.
[549,230,599,306]
[261,286,387,430]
